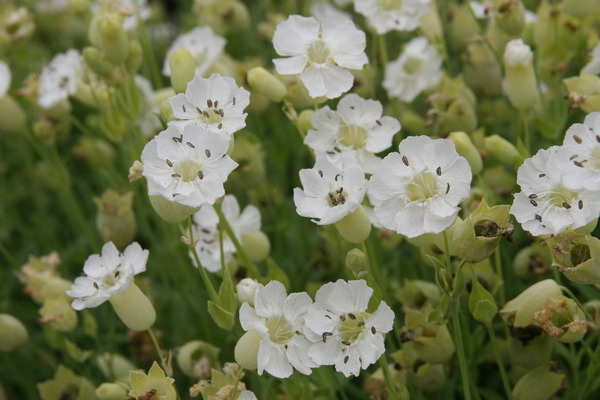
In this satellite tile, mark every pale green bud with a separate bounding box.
[448,132,483,175]
[294,109,314,138]
[160,99,175,123]
[109,282,156,331]
[346,248,367,278]
[96,353,137,381]
[0,314,28,351]
[83,47,111,76]
[500,279,561,327]
[463,40,503,98]
[562,0,598,19]
[494,0,526,36]
[403,309,455,364]
[484,134,524,167]
[177,340,221,378]
[546,229,600,285]
[282,75,327,109]
[412,363,446,393]
[247,67,287,103]
[95,13,128,65]
[334,205,372,244]
[513,244,551,278]
[94,189,136,250]
[0,95,26,132]
[169,49,196,94]
[95,383,128,400]
[149,195,200,224]
[504,39,538,110]
[234,330,260,370]
[399,110,427,136]
[419,1,444,46]
[533,296,586,343]
[39,277,73,303]
[241,231,270,262]
[447,3,481,51]
[512,363,565,400]
[39,297,78,332]
[125,40,143,74]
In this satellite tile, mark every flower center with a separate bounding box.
[403,57,422,75]
[338,312,369,345]
[307,39,331,64]
[591,147,600,169]
[196,98,225,128]
[265,315,294,345]
[377,0,401,11]
[547,185,579,210]
[338,124,368,149]
[175,159,203,182]
[406,171,440,202]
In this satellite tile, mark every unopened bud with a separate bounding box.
[295,109,314,138]
[96,353,137,381]
[484,134,524,167]
[346,248,367,278]
[236,278,259,305]
[169,49,196,94]
[0,314,28,351]
[149,195,200,224]
[83,47,110,76]
[125,40,143,74]
[234,330,260,370]
[468,268,498,326]
[94,189,136,250]
[563,73,600,114]
[448,132,483,175]
[563,0,597,19]
[403,309,455,364]
[335,205,372,244]
[494,0,526,36]
[108,282,156,331]
[241,231,270,262]
[95,383,128,400]
[247,67,287,103]
[177,340,221,378]
[95,13,129,64]
[0,95,26,132]
[504,39,538,110]
[39,297,78,332]
[447,3,481,52]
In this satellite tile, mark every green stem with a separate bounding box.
[360,241,383,303]
[213,203,260,278]
[486,325,513,400]
[450,300,472,400]
[187,217,220,303]
[147,328,164,363]
[520,110,530,153]
[378,34,389,72]
[494,246,506,305]
[379,355,400,400]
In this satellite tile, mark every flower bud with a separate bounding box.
[508,333,552,369]
[484,134,524,167]
[452,199,512,263]
[0,95,26,132]
[500,279,561,327]
[247,67,287,103]
[534,296,586,343]
[403,309,455,364]
[563,0,597,19]
[96,353,137,381]
[94,189,136,250]
[94,13,129,65]
[448,132,483,175]
[0,314,28,351]
[463,40,503,98]
[494,0,526,36]
[334,205,372,244]
[503,39,538,110]
[346,248,367,278]
[283,75,327,108]
[294,109,314,138]
[125,40,143,74]
[109,282,156,331]
[241,231,270,262]
[177,340,221,378]
[447,3,481,52]
[95,383,128,400]
[83,47,111,76]
[546,229,600,285]
[39,297,78,332]
[513,244,551,278]
[234,330,260,370]
[512,363,565,400]
[428,75,478,134]
[419,1,444,46]
[236,278,259,305]
[149,195,200,224]
[396,280,441,310]
[169,49,196,94]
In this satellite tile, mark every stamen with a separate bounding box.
[339,315,346,321]
[115,271,120,278]
[166,159,173,167]
[563,202,571,209]
[334,146,341,153]
[357,321,365,327]
[529,194,538,199]
[436,166,442,176]
[570,154,578,160]
[214,100,219,108]
[173,193,180,197]
[530,199,538,207]
[371,327,376,335]
[596,135,600,143]
[535,214,542,222]
[579,200,583,209]
[337,187,343,193]
[205,149,211,158]
[171,173,181,178]
[326,151,335,155]
[198,170,204,179]
[329,193,339,206]
[325,314,331,319]
[196,106,202,113]
[201,228,211,234]
[219,109,224,117]
[217,123,223,129]
[322,332,333,343]
[203,111,209,119]
[93,282,99,289]
[233,97,236,106]
[350,106,355,110]
[344,356,349,364]
[574,161,584,168]
[539,173,546,178]
[446,183,450,194]
[348,313,356,320]
[341,340,351,346]
[338,194,346,204]
[318,170,323,177]
[186,142,195,148]
[182,105,186,112]
[402,156,409,166]
[376,120,382,126]
[335,174,341,181]
[207,99,213,108]
[573,135,582,144]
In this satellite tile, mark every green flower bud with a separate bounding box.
[463,40,503,98]
[247,67,287,103]
[447,3,481,52]
[96,353,137,381]
[294,109,314,138]
[399,110,427,136]
[419,1,443,46]
[83,47,110,76]
[177,340,221,378]
[125,40,143,74]
[94,13,128,65]
[468,268,498,326]
[129,362,176,400]
[563,0,598,18]
[494,0,526,36]
[160,99,175,123]
[39,297,78,332]
[241,231,270,262]
[412,363,446,393]
[109,282,156,331]
[513,244,551,278]
[564,73,600,114]
[500,279,561,327]
[448,132,483,175]
[396,280,441,310]
[94,189,136,250]
[149,195,200,224]
[334,205,372,244]
[282,75,327,109]
[0,314,28,351]
[512,363,565,400]
[428,75,478,134]
[452,199,512,263]
[484,134,524,167]
[504,39,538,110]
[402,309,455,364]
[234,330,260,370]
[169,49,196,94]
[0,95,25,132]
[38,365,98,400]
[346,248,367,278]
[95,383,128,400]
[509,332,552,369]
[195,0,250,35]
[546,229,600,285]
[533,296,587,343]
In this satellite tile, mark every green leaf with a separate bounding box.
[208,301,235,331]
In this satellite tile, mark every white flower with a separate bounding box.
[294,155,367,225]
[0,61,10,98]
[66,242,149,310]
[135,75,162,137]
[304,279,394,377]
[190,194,261,272]
[239,281,317,378]
[582,44,600,76]
[237,278,259,305]
[510,146,600,236]
[140,123,238,208]
[562,112,600,191]
[168,73,250,137]
[304,93,400,173]
[162,26,226,78]
[121,0,152,31]
[503,39,533,67]
[367,136,472,238]
[272,15,368,99]
[310,1,351,23]
[354,0,430,34]
[383,37,442,102]
[38,49,83,109]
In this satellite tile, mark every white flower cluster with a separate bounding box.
[239,279,394,378]
[510,112,600,236]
